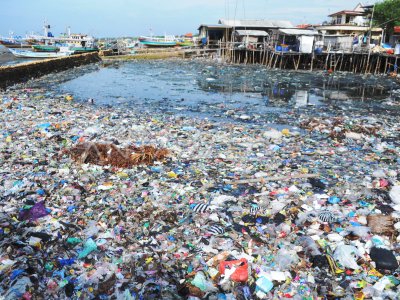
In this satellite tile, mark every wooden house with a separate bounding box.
[198,19,294,48]
[316,3,382,52]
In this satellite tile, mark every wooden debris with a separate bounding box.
[67,142,169,167]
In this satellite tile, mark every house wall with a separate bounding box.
[323,36,353,51]
[353,16,367,26]
[199,27,207,38]
[389,35,400,46]
[331,15,367,26]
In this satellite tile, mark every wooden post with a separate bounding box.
[384,56,388,74]
[324,53,329,70]
[339,52,344,71]
[310,50,315,72]
[273,53,278,68]
[366,49,371,74]
[268,52,273,68]
[375,55,380,74]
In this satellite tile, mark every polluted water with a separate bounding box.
[0,58,400,299]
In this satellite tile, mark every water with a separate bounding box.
[57,59,399,123]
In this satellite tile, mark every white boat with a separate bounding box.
[138,35,177,47]
[9,48,73,58]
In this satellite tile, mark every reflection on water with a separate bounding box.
[59,59,399,122]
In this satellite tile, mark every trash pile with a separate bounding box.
[0,80,400,300]
[300,117,382,140]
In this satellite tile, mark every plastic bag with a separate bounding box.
[333,245,360,270]
[219,258,249,283]
[78,238,97,259]
[18,201,49,221]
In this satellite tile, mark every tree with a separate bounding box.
[373,0,400,40]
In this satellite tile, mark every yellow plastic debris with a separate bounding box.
[145,257,153,264]
[281,128,290,136]
[117,172,129,178]
[167,171,178,178]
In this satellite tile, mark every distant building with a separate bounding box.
[328,3,368,26]
[316,3,382,52]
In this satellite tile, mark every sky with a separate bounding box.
[0,0,379,38]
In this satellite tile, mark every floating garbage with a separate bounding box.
[0,60,399,299]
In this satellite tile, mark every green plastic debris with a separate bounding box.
[191,272,217,292]
[66,237,82,245]
[78,238,97,259]
[59,279,69,288]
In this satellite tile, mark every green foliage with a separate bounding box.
[374,0,400,36]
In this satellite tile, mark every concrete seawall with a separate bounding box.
[0,52,101,89]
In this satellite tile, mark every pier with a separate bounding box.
[218,46,399,75]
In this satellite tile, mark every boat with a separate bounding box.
[32,43,98,54]
[3,22,99,54]
[9,48,73,58]
[139,36,177,47]
[0,33,31,48]
[176,40,194,47]
[70,46,99,53]
[32,44,60,52]
[176,33,195,47]
[28,23,98,53]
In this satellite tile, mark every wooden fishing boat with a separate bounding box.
[176,40,194,47]
[70,46,98,53]
[139,36,177,47]
[0,38,31,48]
[9,48,72,58]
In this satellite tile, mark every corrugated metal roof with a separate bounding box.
[328,10,365,17]
[219,19,294,28]
[235,30,269,36]
[197,24,232,30]
[279,29,319,36]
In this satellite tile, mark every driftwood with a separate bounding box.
[367,215,394,237]
[67,142,169,168]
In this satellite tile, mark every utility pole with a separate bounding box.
[363,4,375,74]
[368,5,375,47]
